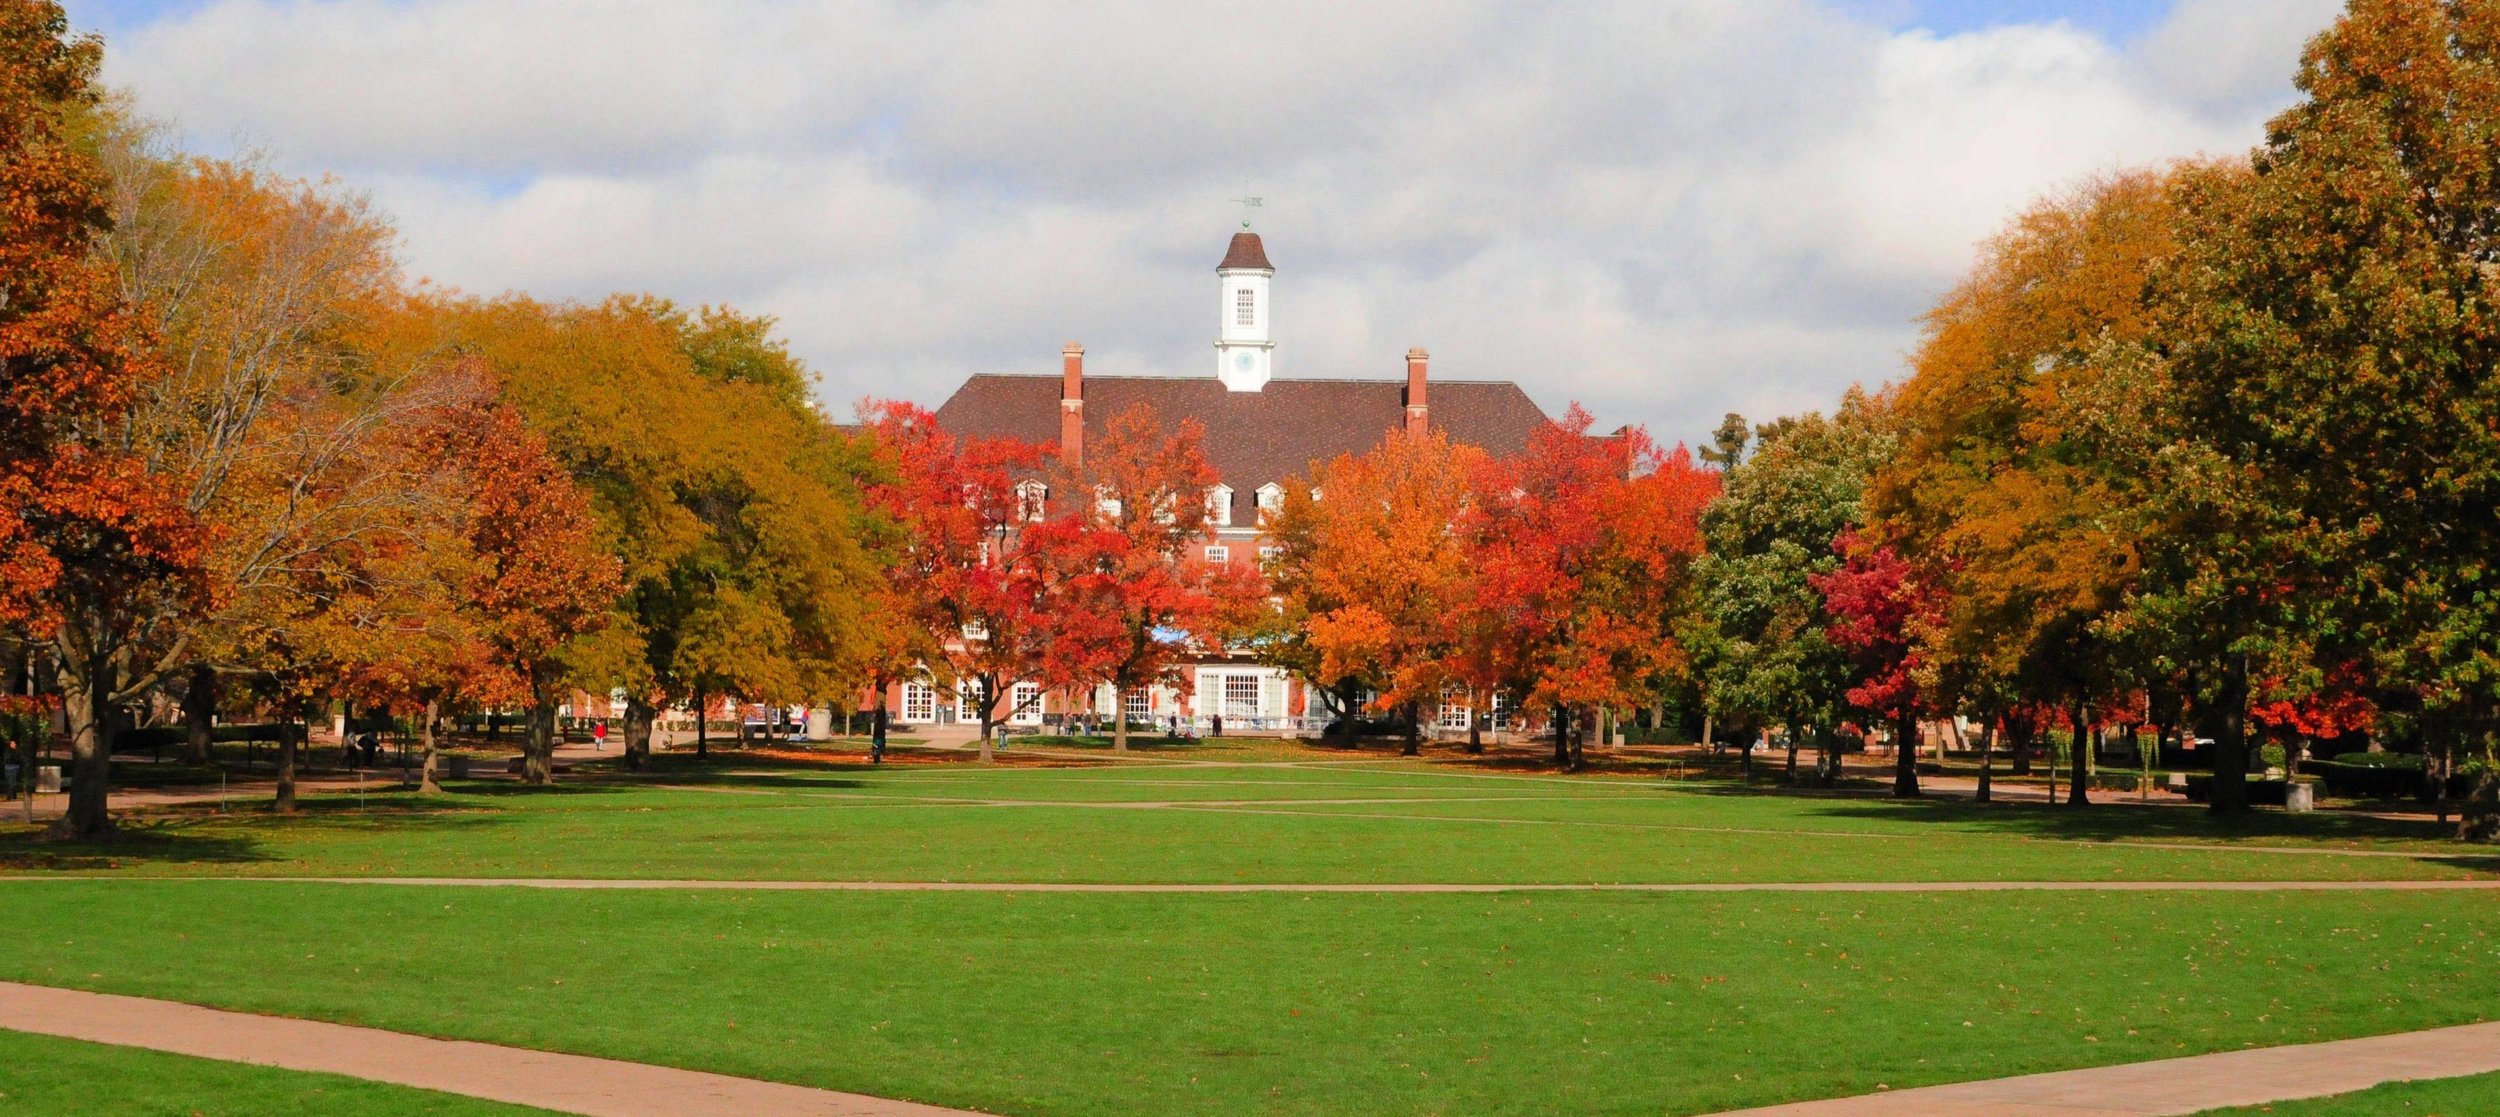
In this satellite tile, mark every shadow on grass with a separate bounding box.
[0,797,517,872]
[1783,790,2476,848]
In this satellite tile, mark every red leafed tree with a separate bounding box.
[1813,529,1947,798]
[0,3,206,837]
[2251,665,2377,777]
[862,400,1053,761]
[1464,407,1715,768]
[1028,404,1237,752]
[444,404,621,785]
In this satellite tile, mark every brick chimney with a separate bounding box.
[1060,342,1085,467]
[1402,348,1429,435]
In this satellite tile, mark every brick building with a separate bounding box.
[905,231,1559,734]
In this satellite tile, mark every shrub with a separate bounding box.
[2330,751,2422,770]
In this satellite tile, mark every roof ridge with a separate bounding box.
[960,372,1530,386]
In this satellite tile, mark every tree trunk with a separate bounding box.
[624,697,654,771]
[1891,707,1920,799]
[1975,718,1994,804]
[2430,730,2452,824]
[2209,653,2252,816]
[49,654,115,839]
[522,690,557,786]
[181,665,217,767]
[1700,714,1714,755]
[1784,726,1799,777]
[694,690,709,760]
[978,690,997,763]
[1113,687,1130,753]
[2461,729,2498,844]
[2010,725,2033,775]
[1568,708,1585,770]
[418,698,444,794]
[275,719,301,813]
[871,699,890,763]
[486,710,500,741]
[2066,695,2091,808]
[1466,703,1483,754]
[1551,704,1571,767]
[1402,702,1420,757]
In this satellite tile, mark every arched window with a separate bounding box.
[1236,288,1256,326]
[1206,485,1233,526]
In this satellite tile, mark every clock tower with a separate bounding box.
[1214,231,1274,391]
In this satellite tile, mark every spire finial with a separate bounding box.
[1233,196,1262,230]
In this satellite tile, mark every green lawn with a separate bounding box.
[1,753,2494,1116]
[0,1030,561,1115]
[1,756,2488,884]
[0,882,2492,1116]
[2193,1070,2500,1114]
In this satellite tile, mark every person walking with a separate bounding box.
[592,720,608,752]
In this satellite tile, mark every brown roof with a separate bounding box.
[1218,232,1273,271]
[932,374,1554,522]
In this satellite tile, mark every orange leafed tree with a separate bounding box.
[1267,427,1484,754]
[444,404,621,785]
[0,1,205,837]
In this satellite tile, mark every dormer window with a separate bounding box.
[1014,480,1048,522]
[1255,483,1284,521]
[1207,485,1233,526]
[1236,288,1255,326]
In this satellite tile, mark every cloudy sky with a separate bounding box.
[66,0,2342,445]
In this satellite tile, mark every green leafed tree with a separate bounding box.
[1683,389,1896,780]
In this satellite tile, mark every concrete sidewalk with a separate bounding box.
[0,981,983,1117]
[1702,1019,2500,1116]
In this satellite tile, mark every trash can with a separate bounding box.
[448,756,471,780]
[2285,781,2315,812]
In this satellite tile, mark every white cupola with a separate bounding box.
[1214,231,1274,391]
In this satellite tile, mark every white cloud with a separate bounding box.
[80,0,2344,444]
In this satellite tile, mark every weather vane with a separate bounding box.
[1233,196,1262,230]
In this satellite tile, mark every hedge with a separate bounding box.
[2180,774,2294,806]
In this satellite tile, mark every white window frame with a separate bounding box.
[1222,674,1263,720]
[1206,484,1233,526]
[1009,682,1044,726]
[1205,545,1230,565]
[1014,480,1048,522]
[1257,545,1280,565]
[901,682,936,723]
[1236,287,1256,326]
[1124,687,1155,721]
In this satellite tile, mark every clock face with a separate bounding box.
[1234,351,1255,373]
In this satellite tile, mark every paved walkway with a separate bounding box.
[9,876,2496,894]
[1702,1018,2500,1116]
[0,981,982,1117]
